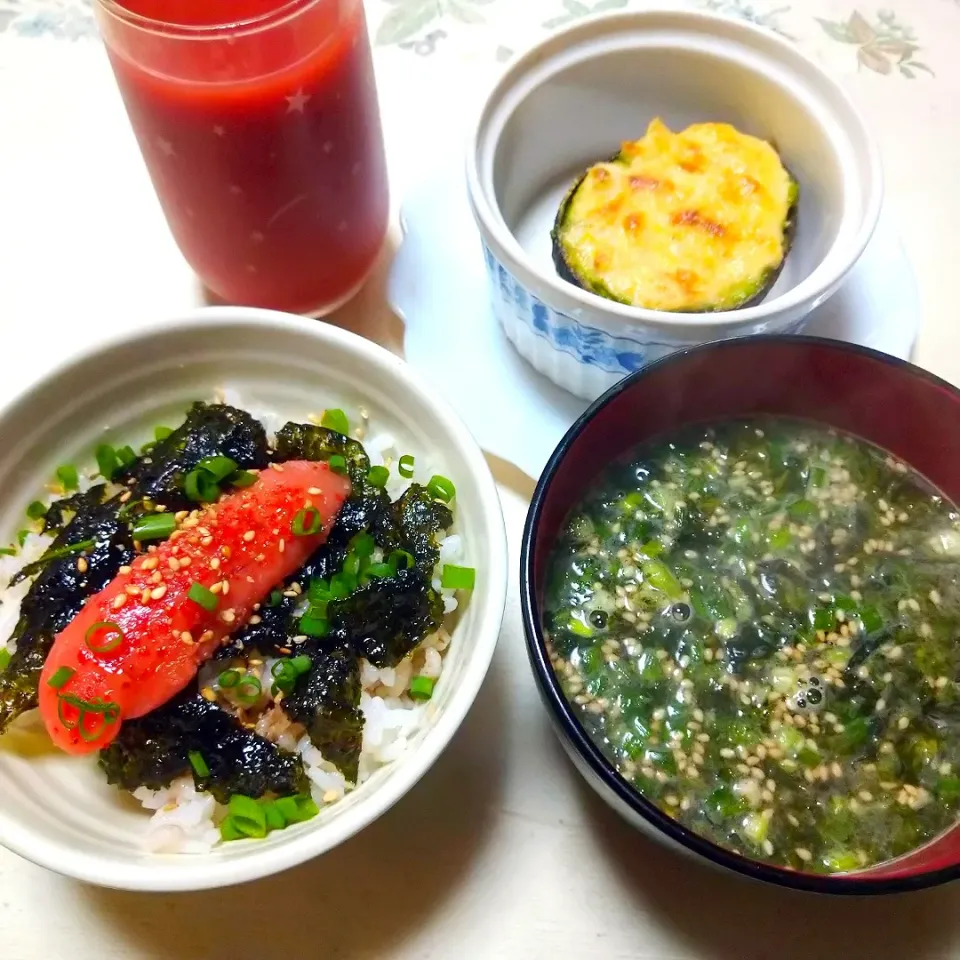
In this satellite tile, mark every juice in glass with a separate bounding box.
[95,0,389,315]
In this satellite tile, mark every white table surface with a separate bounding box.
[4,1,960,957]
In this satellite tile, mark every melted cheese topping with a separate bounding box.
[559,119,796,312]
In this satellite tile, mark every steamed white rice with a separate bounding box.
[0,395,466,853]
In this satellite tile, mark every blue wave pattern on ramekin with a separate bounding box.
[483,243,812,378]
[483,243,650,375]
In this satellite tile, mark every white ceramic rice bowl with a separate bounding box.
[0,307,508,891]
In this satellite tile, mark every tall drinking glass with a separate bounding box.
[95,0,389,315]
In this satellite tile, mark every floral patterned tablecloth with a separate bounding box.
[3,3,960,959]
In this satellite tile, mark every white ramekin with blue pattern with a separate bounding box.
[466,10,882,401]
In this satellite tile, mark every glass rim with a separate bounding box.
[93,0,334,39]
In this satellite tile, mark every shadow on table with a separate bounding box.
[80,649,509,960]
[200,232,406,357]
[563,754,960,960]
[486,452,537,503]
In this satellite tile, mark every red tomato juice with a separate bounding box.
[97,0,389,314]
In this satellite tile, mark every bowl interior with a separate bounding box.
[526,337,960,890]
[482,12,876,312]
[0,311,506,891]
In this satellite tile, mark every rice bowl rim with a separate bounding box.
[0,306,508,892]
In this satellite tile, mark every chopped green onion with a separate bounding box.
[71,695,121,742]
[299,614,329,638]
[228,794,267,838]
[367,466,389,489]
[0,649,9,672]
[350,533,375,558]
[184,468,220,503]
[196,455,238,482]
[17,530,29,547]
[327,455,347,475]
[139,441,155,455]
[219,817,244,842]
[154,426,173,442]
[229,470,258,488]
[343,552,361,578]
[290,654,312,675]
[0,547,16,557]
[271,660,298,694]
[441,564,476,590]
[292,507,322,537]
[235,675,262,706]
[132,512,176,542]
[364,562,394,580]
[268,589,284,608]
[218,669,242,689]
[274,794,319,824]
[188,750,210,778]
[426,475,456,503]
[859,605,883,634]
[271,660,296,679]
[84,621,125,654]
[116,445,137,468]
[409,676,436,701]
[307,599,329,620]
[263,801,286,831]
[812,607,833,631]
[26,501,47,521]
[321,408,350,435]
[388,550,415,572]
[38,540,95,563]
[398,455,415,479]
[96,444,121,480]
[47,666,75,690]
[56,464,79,491]
[309,578,331,603]
[187,582,219,612]
[329,572,356,598]
[31,531,95,563]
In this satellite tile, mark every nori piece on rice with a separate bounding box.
[281,646,364,784]
[326,565,445,669]
[0,485,135,734]
[99,689,306,803]
[0,403,270,735]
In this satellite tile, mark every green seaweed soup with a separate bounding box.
[544,418,960,874]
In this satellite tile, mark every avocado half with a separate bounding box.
[551,119,799,313]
